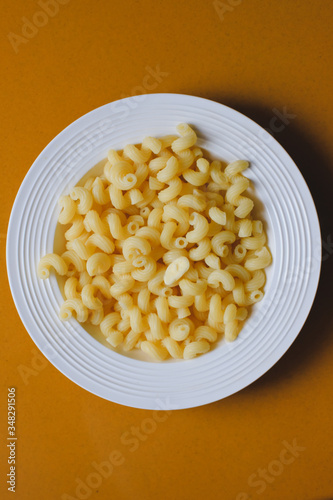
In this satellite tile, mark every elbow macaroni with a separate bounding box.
[38,123,272,361]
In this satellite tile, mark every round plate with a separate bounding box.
[6,94,321,410]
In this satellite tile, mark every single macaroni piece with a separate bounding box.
[86,253,112,276]
[194,326,217,343]
[64,215,85,241]
[38,253,68,279]
[59,298,88,323]
[164,257,190,286]
[81,284,103,310]
[162,336,184,359]
[183,340,210,360]
[140,340,168,361]
[38,123,272,360]
[169,318,192,341]
[64,277,80,299]
[186,212,209,243]
[171,123,197,153]
[58,195,76,224]
[70,187,94,215]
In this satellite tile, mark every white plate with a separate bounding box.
[6,94,321,410]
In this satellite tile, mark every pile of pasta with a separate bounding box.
[38,124,272,361]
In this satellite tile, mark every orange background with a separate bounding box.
[1,1,333,499]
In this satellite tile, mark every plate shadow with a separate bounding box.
[201,94,333,394]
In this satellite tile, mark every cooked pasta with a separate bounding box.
[58,195,77,224]
[70,187,94,215]
[38,124,272,360]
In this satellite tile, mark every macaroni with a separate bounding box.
[38,124,272,361]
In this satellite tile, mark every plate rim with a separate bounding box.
[6,93,322,409]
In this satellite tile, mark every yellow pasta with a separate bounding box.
[84,210,109,235]
[81,284,103,310]
[123,330,142,351]
[86,234,115,254]
[61,250,85,273]
[225,319,240,342]
[178,278,207,296]
[176,306,191,318]
[208,293,224,324]
[164,256,190,286]
[169,318,193,341]
[123,144,151,164]
[204,253,221,270]
[194,293,210,312]
[186,212,209,243]
[142,136,162,154]
[58,195,76,224]
[140,340,168,361]
[78,270,92,289]
[148,268,172,297]
[134,163,149,188]
[147,313,167,340]
[182,166,210,186]
[171,123,197,153]
[194,326,217,343]
[207,269,235,291]
[177,193,206,211]
[70,187,94,215]
[110,275,135,297]
[162,336,184,359]
[92,177,110,205]
[188,237,211,261]
[64,215,85,241]
[244,270,266,293]
[105,330,124,348]
[183,340,210,360]
[209,206,227,226]
[90,308,104,326]
[64,277,80,299]
[211,230,236,257]
[162,204,190,236]
[38,253,68,279]
[241,232,267,250]
[106,213,129,240]
[156,156,180,183]
[100,312,121,337]
[137,288,151,315]
[158,177,183,203]
[147,207,163,231]
[210,161,229,189]
[131,256,157,281]
[244,246,272,271]
[38,124,272,359]
[154,296,172,323]
[59,298,88,323]
[91,276,112,299]
[86,253,112,276]
[168,295,194,308]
